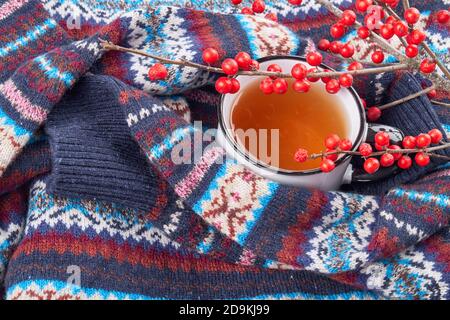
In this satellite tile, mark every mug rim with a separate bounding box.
[217,55,368,176]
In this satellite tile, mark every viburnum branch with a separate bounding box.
[306,142,450,160]
[431,100,450,108]
[100,40,409,79]
[314,0,406,61]
[378,85,436,110]
[377,1,450,81]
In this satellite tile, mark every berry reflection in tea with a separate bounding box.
[231,78,350,171]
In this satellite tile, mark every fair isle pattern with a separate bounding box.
[34,55,75,87]
[175,146,225,199]
[236,14,300,59]
[27,181,180,248]
[0,18,57,58]
[305,193,378,273]
[0,80,48,123]
[0,108,31,176]
[126,7,201,95]
[7,279,381,300]
[362,248,448,300]
[193,160,278,245]
[0,0,29,21]
[0,223,23,281]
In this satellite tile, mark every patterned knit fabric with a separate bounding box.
[0,0,449,300]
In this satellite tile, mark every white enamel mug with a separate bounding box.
[216,56,403,191]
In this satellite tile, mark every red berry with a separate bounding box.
[339,138,353,151]
[249,60,260,71]
[358,26,371,39]
[273,78,288,94]
[341,10,357,26]
[393,21,408,37]
[380,23,395,39]
[388,145,402,160]
[402,136,416,149]
[267,64,282,79]
[326,149,339,161]
[260,77,274,94]
[215,77,232,94]
[231,0,243,4]
[420,59,436,74]
[252,0,266,14]
[294,148,308,162]
[324,134,341,149]
[288,0,303,5]
[398,155,412,169]
[235,52,252,70]
[202,48,220,65]
[326,79,341,94]
[364,158,380,174]
[320,159,336,173]
[329,41,343,54]
[339,74,353,87]
[359,143,373,157]
[428,129,443,144]
[355,0,372,13]
[321,69,332,84]
[385,16,397,25]
[348,61,363,71]
[265,12,278,22]
[307,68,320,82]
[230,78,240,94]
[415,152,430,166]
[291,63,308,80]
[408,29,426,45]
[437,10,450,24]
[367,106,382,121]
[318,39,331,51]
[330,23,345,38]
[416,133,432,148]
[293,80,311,93]
[380,153,395,167]
[148,63,168,81]
[405,44,419,58]
[427,89,437,99]
[306,52,323,66]
[241,7,254,15]
[404,7,421,25]
[371,50,385,64]
[340,43,355,58]
[222,58,239,75]
[375,131,390,146]
[375,143,385,151]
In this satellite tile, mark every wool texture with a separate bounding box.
[0,0,449,300]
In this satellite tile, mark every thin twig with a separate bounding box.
[100,40,409,79]
[431,100,450,108]
[378,85,435,110]
[307,142,450,160]
[402,0,410,10]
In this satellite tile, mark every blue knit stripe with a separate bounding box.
[0,106,32,137]
[0,18,57,58]
[34,55,75,87]
[148,126,195,160]
[389,188,449,209]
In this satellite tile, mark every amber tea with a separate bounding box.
[231,78,350,171]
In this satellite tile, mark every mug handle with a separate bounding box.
[345,123,405,183]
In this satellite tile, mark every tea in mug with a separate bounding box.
[231,78,350,171]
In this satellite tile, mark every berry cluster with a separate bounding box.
[318,2,441,73]
[295,128,445,174]
[230,0,303,21]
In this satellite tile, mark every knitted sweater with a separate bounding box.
[0,0,449,300]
